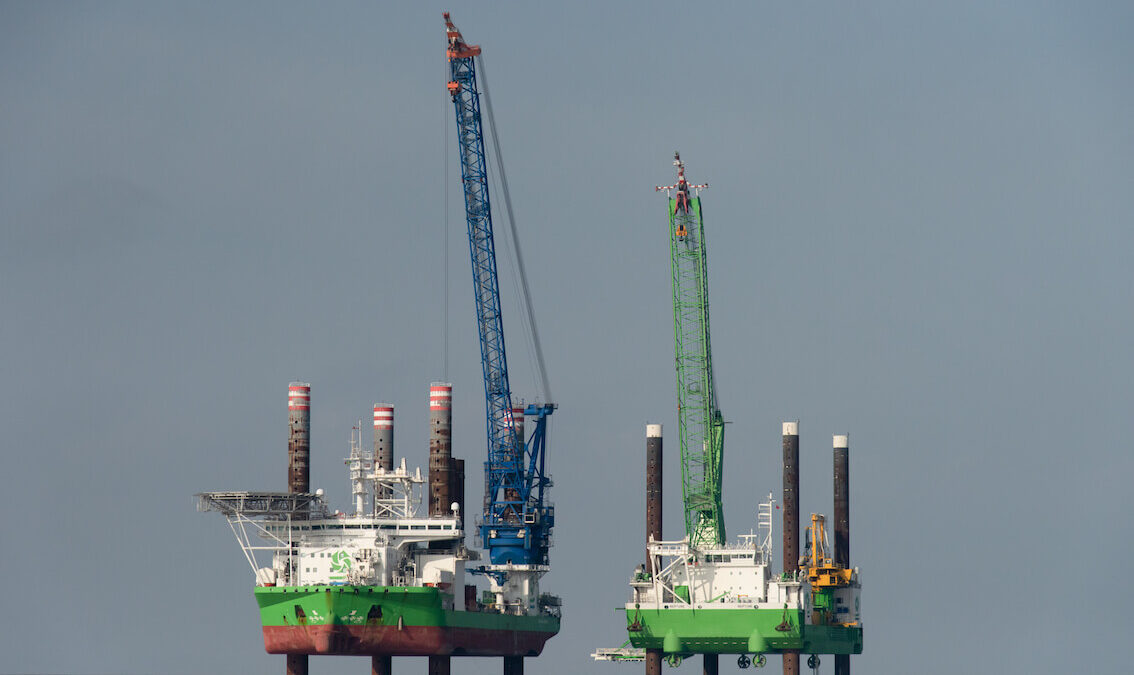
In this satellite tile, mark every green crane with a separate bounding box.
[656,152,725,549]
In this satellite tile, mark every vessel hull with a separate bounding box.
[257,586,558,657]
[626,607,861,656]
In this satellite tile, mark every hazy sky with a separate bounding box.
[3,2,1132,674]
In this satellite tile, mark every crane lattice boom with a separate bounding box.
[657,152,725,548]
[444,13,554,567]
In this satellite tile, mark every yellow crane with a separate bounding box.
[801,514,856,627]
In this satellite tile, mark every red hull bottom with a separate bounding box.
[263,624,556,657]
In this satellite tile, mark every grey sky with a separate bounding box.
[3,2,1132,673]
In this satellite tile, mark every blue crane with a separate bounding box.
[444,13,554,567]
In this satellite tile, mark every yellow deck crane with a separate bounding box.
[801,514,858,628]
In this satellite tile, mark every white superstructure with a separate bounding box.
[627,495,860,621]
[200,456,471,591]
[630,537,809,615]
[198,447,559,618]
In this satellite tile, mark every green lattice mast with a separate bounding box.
[657,152,725,549]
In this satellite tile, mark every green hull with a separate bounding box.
[256,586,558,656]
[626,607,861,656]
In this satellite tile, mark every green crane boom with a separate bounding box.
[658,152,725,549]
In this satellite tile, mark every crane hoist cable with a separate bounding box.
[477,54,552,404]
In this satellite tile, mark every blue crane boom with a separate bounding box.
[444,13,554,567]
